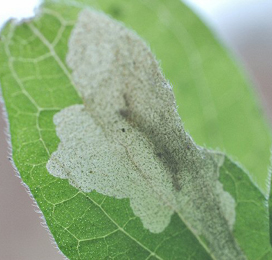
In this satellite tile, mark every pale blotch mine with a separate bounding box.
[46,10,245,259]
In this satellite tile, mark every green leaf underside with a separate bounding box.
[0,0,271,259]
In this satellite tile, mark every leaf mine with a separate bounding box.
[47,9,245,259]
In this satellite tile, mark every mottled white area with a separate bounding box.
[47,10,245,259]
[48,104,177,232]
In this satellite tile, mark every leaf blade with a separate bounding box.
[1,1,270,259]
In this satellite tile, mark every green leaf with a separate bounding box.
[220,158,271,260]
[0,0,271,259]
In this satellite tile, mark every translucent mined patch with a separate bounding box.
[47,104,176,232]
[47,9,245,259]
